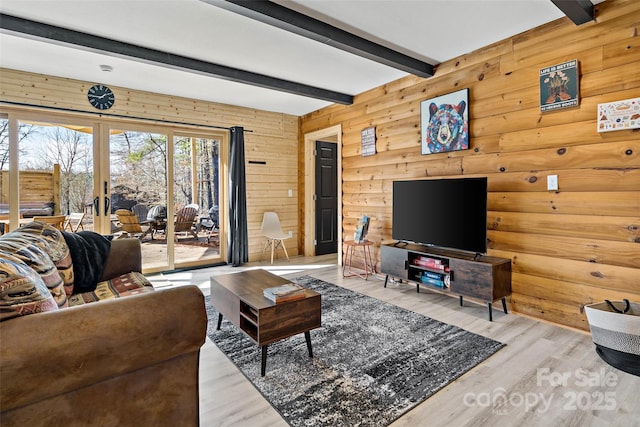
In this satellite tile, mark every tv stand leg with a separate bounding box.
[384,275,389,288]
[501,297,508,314]
[459,295,463,307]
[488,302,493,322]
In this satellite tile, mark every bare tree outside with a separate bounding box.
[197,138,219,213]
[35,127,93,214]
[0,119,35,171]
[174,136,193,208]
[174,136,221,214]
[2,123,92,215]
[110,131,168,210]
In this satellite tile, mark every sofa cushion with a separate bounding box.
[68,272,154,306]
[0,256,58,321]
[13,221,74,296]
[0,238,68,308]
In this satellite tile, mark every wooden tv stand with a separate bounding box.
[380,242,512,321]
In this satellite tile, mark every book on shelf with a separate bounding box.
[418,271,450,288]
[420,275,445,288]
[413,256,443,265]
[416,255,443,264]
[263,283,306,303]
[422,270,445,280]
[413,258,449,272]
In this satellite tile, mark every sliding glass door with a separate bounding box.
[2,112,227,273]
[108,128,170,271]
[172,134,224,266]
[105,127,226,272]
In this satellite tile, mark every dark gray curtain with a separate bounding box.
[227,126,248,266]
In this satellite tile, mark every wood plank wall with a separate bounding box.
[0,169,58,206]
[300,0,640,330]
[0,70,300,260]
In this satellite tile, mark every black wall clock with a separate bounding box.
[87,84,115,110]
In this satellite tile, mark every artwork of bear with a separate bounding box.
[425,101,468,154]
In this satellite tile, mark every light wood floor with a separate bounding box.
[148,255,640,427]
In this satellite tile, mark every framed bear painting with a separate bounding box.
[421,88,469,155]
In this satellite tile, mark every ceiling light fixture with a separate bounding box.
[99,64,113,72]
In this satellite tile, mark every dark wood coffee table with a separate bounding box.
[210,269,321,376]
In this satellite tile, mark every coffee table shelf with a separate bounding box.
[239,304,258,341]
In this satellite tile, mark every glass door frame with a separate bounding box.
[98,122,172,272]
[93,122,110,235]
[2,113,20,229]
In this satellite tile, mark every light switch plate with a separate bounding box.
[547,175,558,191]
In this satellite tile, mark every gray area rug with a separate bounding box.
[206,275,504,427]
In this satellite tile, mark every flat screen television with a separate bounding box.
[392,177,488,254]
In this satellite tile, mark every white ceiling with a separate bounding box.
[0,0,598,116]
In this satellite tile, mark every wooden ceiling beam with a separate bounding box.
[551,0,595,25]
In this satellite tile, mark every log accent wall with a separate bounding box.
[0,70,299,260]
[300,0,640,330]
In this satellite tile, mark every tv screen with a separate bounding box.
[392,177,488,254]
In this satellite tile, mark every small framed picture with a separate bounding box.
[361,126,376,156]
[421,88,469,155]
[597,97,640,132]
[540,59,579,112]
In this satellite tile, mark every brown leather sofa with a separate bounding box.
[0,238,208,426]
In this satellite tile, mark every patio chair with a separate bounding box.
[131,204,149,224]
[64,212,85,232]
[33,215,67,231]
[115,209,149,240]
[261,212,290,264]
[174,206,198,241]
